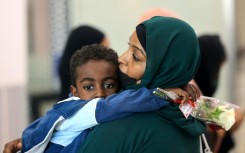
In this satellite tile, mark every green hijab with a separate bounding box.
[128,16,205,136]
[129,16,200,89]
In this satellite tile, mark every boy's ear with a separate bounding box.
[70,85,78,97]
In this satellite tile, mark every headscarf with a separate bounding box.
[128,16,200,90]
[58,25,105,100]
[194,35,226,97]
[127,16,205,136]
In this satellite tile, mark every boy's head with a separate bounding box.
[70,44,119,100]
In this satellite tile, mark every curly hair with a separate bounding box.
[70,44,119,87]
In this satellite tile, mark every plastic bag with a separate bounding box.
[191,96,239,130]
[153,88,239,130]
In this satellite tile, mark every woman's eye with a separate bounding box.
[132,53,139,61]
[104,83,114,89]
[83,85,94,90]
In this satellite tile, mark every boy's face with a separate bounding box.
[70,60,118,100]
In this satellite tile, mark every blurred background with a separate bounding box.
[0,0,244,152]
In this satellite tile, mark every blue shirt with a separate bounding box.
[22,87,169,153]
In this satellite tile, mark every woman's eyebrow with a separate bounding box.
[129,36,146,57]
[131,45,146,57]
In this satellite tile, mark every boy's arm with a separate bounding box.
[57,86,197,134]
[58,87,169,131]
[20,97,89,153]
[21,112,66,152]
[47,88,169,148]
[95,87,169,122]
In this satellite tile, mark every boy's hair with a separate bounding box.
[70,44,119,87]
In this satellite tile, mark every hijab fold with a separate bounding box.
[129,16,200,90]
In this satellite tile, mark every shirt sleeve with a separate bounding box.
[95,87,169,122]
[55,98,100,131]
[57,87,169,132]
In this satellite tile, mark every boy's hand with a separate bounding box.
[163,88,189,104]
[3,138,22,153]
[181,83,201,102]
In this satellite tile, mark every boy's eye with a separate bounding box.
[104,83,115,89]
[83,85,94,90]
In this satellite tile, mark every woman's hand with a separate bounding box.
[3,138,22,153]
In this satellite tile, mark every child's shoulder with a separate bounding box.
[53,97,88,117]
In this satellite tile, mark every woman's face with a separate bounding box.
[118,31,147,80]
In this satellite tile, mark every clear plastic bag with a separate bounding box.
[191,96,239,130]
[153,88,240,131]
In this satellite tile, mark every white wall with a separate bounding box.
[70,0,225,53]
[0,0,28,151]
[69,0,233,100]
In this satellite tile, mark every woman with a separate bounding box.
[58,25,109,100]
[77,16,206,153]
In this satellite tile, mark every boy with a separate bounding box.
[10,44,192,153]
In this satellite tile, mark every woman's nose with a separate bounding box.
[118,51,129,65]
